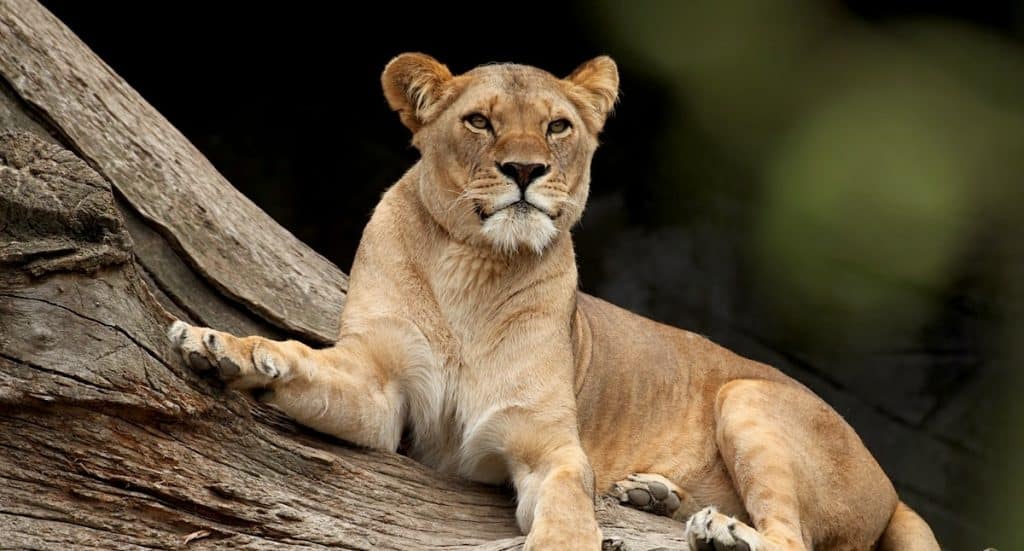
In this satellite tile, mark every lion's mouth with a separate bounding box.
[476,199,557,221]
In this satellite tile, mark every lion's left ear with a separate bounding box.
[382,52,456,133]
[565,56,620,133]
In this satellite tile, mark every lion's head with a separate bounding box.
[382,53,618,255]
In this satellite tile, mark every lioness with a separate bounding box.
[168,54,940,550]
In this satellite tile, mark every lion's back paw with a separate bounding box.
[610,472,696,521]
[685,506,765,551]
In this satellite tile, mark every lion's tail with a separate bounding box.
[877,501,940,551]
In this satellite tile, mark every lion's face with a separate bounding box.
[382,54,619,255]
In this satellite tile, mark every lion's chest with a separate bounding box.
[399,243,544,479]
[401,354,516,484]
[399,248,523,483]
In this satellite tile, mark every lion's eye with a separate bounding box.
[548,119,571,135]
[465,114,491,131]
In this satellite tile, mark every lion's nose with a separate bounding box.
[498,162,550,191]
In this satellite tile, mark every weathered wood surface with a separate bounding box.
[0,2,691,548]
[0,0,346,344]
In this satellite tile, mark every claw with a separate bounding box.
[203,331,220,352]
[167,320,189,344]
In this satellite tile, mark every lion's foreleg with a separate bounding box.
[502,414,601,550]
[168,318,428,452]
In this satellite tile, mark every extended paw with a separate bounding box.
[611,473,693,520]
[167,320,287,389]
[685,507,764,551]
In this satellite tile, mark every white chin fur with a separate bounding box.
[480,209,557,255]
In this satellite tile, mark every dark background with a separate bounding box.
[42,1,1024,548]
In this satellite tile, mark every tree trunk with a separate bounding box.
[0,1,688,548]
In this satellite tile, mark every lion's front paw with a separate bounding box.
[167,320,287,389]
[685,506,764,551]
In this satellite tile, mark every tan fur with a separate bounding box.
[169,54,940,550]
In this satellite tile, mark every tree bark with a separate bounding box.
[0,1,689,549]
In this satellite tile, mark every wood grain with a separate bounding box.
[0,0,346,343]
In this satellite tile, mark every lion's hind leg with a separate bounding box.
[698,378,898,551]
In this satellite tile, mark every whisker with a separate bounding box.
[443,189,474,218]
[443,185,497,218]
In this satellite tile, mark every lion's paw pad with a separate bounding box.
[611,473,684,518]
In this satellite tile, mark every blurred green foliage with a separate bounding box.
[593,1,1023,546]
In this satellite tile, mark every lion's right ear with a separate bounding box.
[382,53,455,132]
[565,56,619,134]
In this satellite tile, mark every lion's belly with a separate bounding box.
[574,293,778,518]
